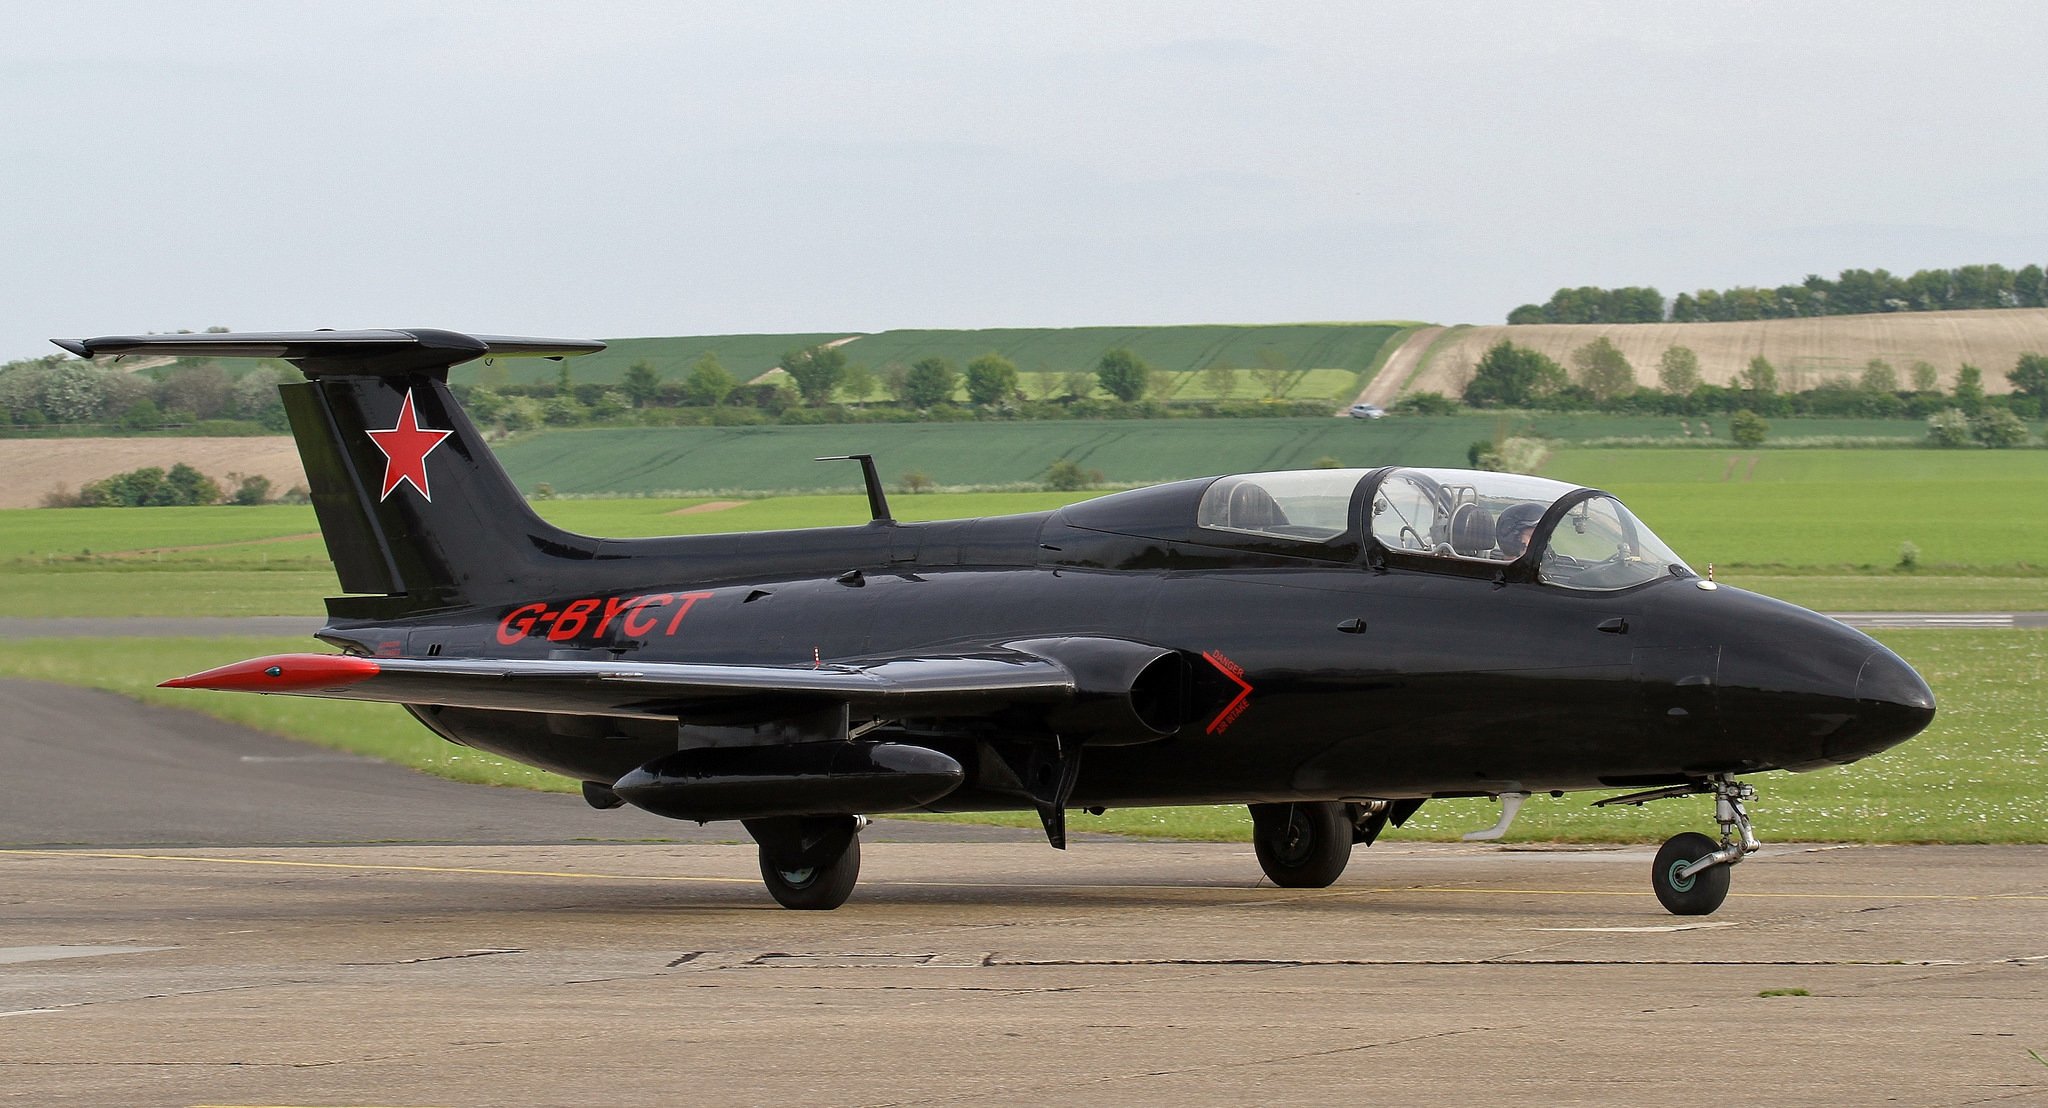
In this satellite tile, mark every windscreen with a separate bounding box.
[1538,495,1693,591]
[1366,468,1693,591]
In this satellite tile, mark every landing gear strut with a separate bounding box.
[1598,774,1761,916]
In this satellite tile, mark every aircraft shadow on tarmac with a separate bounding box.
[0,680,1043,850]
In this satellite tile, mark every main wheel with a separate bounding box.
[759,833,861,910]
[1249,801,1352,888]
[1652,831,1731,915]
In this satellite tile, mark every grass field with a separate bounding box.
[2,446,2041,616]
[1546,449,2048,570]
[2,630,2036,844]
[449,322,1413,392]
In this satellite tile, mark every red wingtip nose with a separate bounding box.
[160,654,381,692]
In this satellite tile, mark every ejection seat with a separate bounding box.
[1449,502,1497,558]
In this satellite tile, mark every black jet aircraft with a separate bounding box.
[55,328,1937,913]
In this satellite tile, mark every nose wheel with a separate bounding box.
[1598,774,1761,916]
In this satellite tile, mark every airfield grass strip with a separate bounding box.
[1,631,2038,845]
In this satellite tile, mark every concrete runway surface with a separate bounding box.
[3,683,2046,1105]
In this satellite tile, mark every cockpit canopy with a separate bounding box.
[1190,466,1693,591]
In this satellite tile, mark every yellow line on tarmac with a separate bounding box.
[7,850,2042,903]
[0,848,751,885]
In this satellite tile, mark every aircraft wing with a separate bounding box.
[160,649,1077,720]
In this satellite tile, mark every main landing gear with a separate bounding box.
[1249,802,1353,887]
[1247,799,1426,888]
[1598,774,1762,916]
[744,814,865,910]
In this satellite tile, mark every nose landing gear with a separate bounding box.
[1597,774,1761,915]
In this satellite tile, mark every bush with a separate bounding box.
[543,395,588,426]
[1926,409,1975,448]
[1729,409,1769,447]
[228,473,273,506]
[1391,391,1459,416]
[500,397,545,432]
[1044,458,1104,491]
[118,399,163,431]
[1974,408,2030,448]
[77,462,222,507]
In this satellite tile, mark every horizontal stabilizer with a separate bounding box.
[53,328,603,376]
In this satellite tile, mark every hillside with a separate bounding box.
[450,322,1417,391]
[1397,308,2048,397]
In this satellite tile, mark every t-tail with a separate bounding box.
[54,329,608,621]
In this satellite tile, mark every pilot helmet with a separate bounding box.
[1495,502,1546,558]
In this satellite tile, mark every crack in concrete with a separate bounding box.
[1947,1085,2048,1106]
[340,947,520,966]
[854,1022,1520,1107]
[978,955,1970,968]
[0,1059,351,1068]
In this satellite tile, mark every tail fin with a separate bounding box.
[57,329,606,620]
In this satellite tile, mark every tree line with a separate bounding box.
[1455,338,2044,444]
[1508,264,2048,325]
[455,345,1330,432]
[4,340,1345,436]
[0,354,290,432]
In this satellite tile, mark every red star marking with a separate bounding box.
[366,390,454,501]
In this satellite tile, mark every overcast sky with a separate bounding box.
[5,1,2046,362]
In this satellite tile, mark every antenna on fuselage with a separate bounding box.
[815,453,893,524]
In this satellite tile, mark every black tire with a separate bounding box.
[1652,831,1731,915]
[1249,801,1352,888]
[759,833,861,910]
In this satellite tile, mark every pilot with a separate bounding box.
[1494,502,1545,560]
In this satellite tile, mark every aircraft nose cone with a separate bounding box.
[1828,645,1936,762]
[1857,645,1935,713]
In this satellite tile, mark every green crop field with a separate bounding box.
[443,322,1414,397]
[1,630,2037,844]
[489,415,1938,497]
[493,417,1437,495]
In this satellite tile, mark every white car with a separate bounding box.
[1347,403,1387,419]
